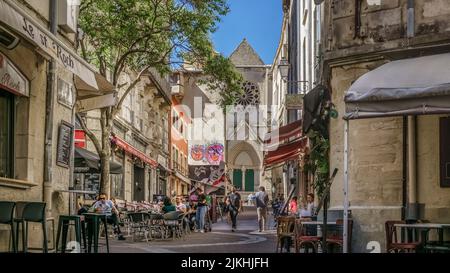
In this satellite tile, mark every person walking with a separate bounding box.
[227,187,241,232]
[255,186,269,232]
[195,188,208,233]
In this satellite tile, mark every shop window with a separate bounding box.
[0,91,14,178]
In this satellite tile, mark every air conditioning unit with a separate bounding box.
[0,26,20,50]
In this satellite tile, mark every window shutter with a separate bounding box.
[439,117,450,187]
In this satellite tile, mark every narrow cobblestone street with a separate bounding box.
[107,206,277,253]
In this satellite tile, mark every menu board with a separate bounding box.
[56,120,74,168]
[84,173,100,196]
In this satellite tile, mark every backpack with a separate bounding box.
[229,193,241,209]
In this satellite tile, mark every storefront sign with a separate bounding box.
[0,52,29,97]
[56,120,74,168]
[57,77,74,108]
[157,154,168,169]
[74,129,86,148]
[0,0,97,89]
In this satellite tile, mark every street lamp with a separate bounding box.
[278,58,309,91]
[278,58,290,81]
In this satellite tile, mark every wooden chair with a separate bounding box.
[325,218,353,253]
[294,218,322,253]
[276,216,296,253]
[385,220,421,253]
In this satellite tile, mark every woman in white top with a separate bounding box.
[175,197,187,213]
[299,193,316,218]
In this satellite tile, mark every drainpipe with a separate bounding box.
[407,116,417,217]
[407,0,415,38]
[43,0,58,214]
[402,117,408,221]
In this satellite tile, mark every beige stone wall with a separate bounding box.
[0,43,72,251]
[329,62,404,252]
[326,0,450,53]
[323,0,450,253]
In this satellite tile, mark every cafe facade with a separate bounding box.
[0,0,115,250]
[319,0,450,252]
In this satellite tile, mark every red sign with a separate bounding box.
[111,136,158,168]
[74,130,86,148]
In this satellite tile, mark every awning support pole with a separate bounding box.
[343,119,349,253]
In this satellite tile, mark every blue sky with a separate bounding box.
[211,0,283,65]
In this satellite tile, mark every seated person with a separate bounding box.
[161,197,176,213]
[175,197,187,213]
[90,193,126,240]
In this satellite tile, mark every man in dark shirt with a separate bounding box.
[195,188,208,233]
[227,187,241,232]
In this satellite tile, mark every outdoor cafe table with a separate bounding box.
[393,223,450,247]
[82,213,110,253]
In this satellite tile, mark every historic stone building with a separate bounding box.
[227,39,272,199]
[320,0,450,252]
[0,0,112,250]
[81,68,171,203]
[268,0,322,201]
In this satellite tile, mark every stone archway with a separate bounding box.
[228,141,262,193]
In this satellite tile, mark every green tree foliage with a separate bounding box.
[77,0,242,194]
[79,0,242,105]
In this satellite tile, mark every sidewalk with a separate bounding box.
[214,205,276,234]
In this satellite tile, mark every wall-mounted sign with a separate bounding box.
[285,94,304,110]
[56,120,74,168]
[57,77,74,108]
[0,52,29,97]
[0,1,97,89]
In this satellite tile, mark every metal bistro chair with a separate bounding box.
[325,219,353,253]
[163,211,183,240]
[385,220,421,253]
[0,201,16,252]
[276,216,296,253]
[294,218,322,253]
[148,213,167,240]
[15,202,55,253]
[127,212,150,242]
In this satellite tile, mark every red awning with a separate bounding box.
[111,136,158,168]
[264,120,302,144]
[264,137,307,167]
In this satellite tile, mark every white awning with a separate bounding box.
[345,52,450,120]
[0,0,114,98]
[74,73,115,100]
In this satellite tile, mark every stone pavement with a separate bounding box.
[103,205,278,253]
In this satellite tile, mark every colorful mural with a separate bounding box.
[188,142,224,166]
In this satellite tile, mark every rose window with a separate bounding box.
[235,81,260,106]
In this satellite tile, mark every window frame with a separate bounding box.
[0,91,14,179]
